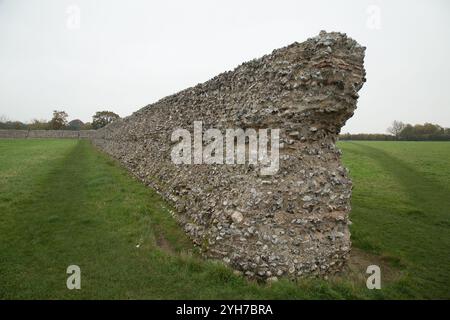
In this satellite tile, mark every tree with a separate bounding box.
[92,111,120,129]
[28,119,49,130]
[387,120,406,139]
[0,120,27,130]
[49,110,68,130]
[81,122,93,130]
[67,119,84,130]
[399,124,414,140]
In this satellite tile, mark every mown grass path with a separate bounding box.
[0,139,448,299]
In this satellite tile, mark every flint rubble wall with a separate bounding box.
[94,31,366,278]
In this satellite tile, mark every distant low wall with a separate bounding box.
[0,129,97,139]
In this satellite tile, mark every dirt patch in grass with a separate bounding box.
[333,248,404,285]
[155,233,175,254]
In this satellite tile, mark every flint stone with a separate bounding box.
[231,211,244,224]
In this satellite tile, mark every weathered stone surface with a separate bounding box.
[92,31,366,278]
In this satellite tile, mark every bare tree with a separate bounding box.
[387,120,405,139]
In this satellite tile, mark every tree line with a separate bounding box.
[0,110,120,131]
[340,121,450,141]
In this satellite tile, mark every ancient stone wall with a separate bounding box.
[92,31,366,279]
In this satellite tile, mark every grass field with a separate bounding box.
[0,139,448,299]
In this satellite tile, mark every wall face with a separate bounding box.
[93,31,366,279]
[0,130,29,138]
[0,130,96,139]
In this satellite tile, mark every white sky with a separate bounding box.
[0,0,449,133]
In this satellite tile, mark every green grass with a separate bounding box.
[339,141,450,299]
[0,139,448,299]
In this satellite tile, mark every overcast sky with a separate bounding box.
[0,0,449,133]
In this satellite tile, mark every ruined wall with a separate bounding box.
[0,130,97,139]
[92,31,366,279]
